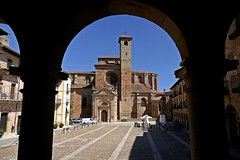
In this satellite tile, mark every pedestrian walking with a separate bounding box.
[11,122,15,133]
[140,115,152,131]
[175,119,180,130]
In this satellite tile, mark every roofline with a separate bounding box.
[0,27,9,35]
[0,45,20,57]
[65,71,95,74]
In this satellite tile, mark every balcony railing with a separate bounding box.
[0,92,23,100]
[65,86,71,94]
[55,98,61,104]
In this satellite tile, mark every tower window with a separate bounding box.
[124,41,128,46]
[148,75,152,85]
[141,98,147,107]
[138,76,142,83]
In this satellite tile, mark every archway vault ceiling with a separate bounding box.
[0,0,238,72]
[64,1,189,61]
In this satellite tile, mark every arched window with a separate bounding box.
[124,41,128,46]
[138,76,142,83]
[141,98,146,107]
[102,102,108,106]
[148,75,152,85]
[86,77,91,84]
[82,97,87,108]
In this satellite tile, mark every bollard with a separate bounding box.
[134,122,138,127]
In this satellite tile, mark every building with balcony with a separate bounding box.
[169,78,189,130]
[0,27,71,133]
[54,77,71,126]
[0,27,23,134]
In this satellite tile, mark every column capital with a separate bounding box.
[9,65,69,83]
[175,58,196,80]
[175,58,240,80]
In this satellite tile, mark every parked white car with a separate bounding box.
[81,118,97,125]
[71,118,82,123]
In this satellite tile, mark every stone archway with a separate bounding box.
[0,1,237,160]
[57,1,189,64]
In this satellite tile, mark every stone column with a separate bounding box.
[92,98,95,120]
[176,58,229,160]
[155,74,158,90]
[14,66,68,160]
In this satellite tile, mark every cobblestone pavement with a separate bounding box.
[0,122,240,160]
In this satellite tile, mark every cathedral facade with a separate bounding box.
[68,35,163,122]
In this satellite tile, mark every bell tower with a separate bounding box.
[119,34,133,120]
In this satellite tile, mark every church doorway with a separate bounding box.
[101,110,108,122]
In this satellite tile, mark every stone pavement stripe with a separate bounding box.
[108,126,133,160]
[147,131,163,160]
[167,131,190,149]
[53,126,104,147]
[0,136,19,148]
[59,126,120,160]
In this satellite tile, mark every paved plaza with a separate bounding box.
[0,122,240,160]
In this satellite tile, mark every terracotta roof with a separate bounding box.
[131,83,151,92]
[66,71,95,74]
[119,34,132,38]
[132,70,156,74]
[155,92,165,97]
[94,64,119,67]
[98,56,119,59]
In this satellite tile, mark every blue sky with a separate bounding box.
[0,15,181,91]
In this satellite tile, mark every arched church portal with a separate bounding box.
[101,110,108,122]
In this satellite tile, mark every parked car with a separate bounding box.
[81,118,96,125]
[71,118,82,123]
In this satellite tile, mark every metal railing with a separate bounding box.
[0,92,23,100]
